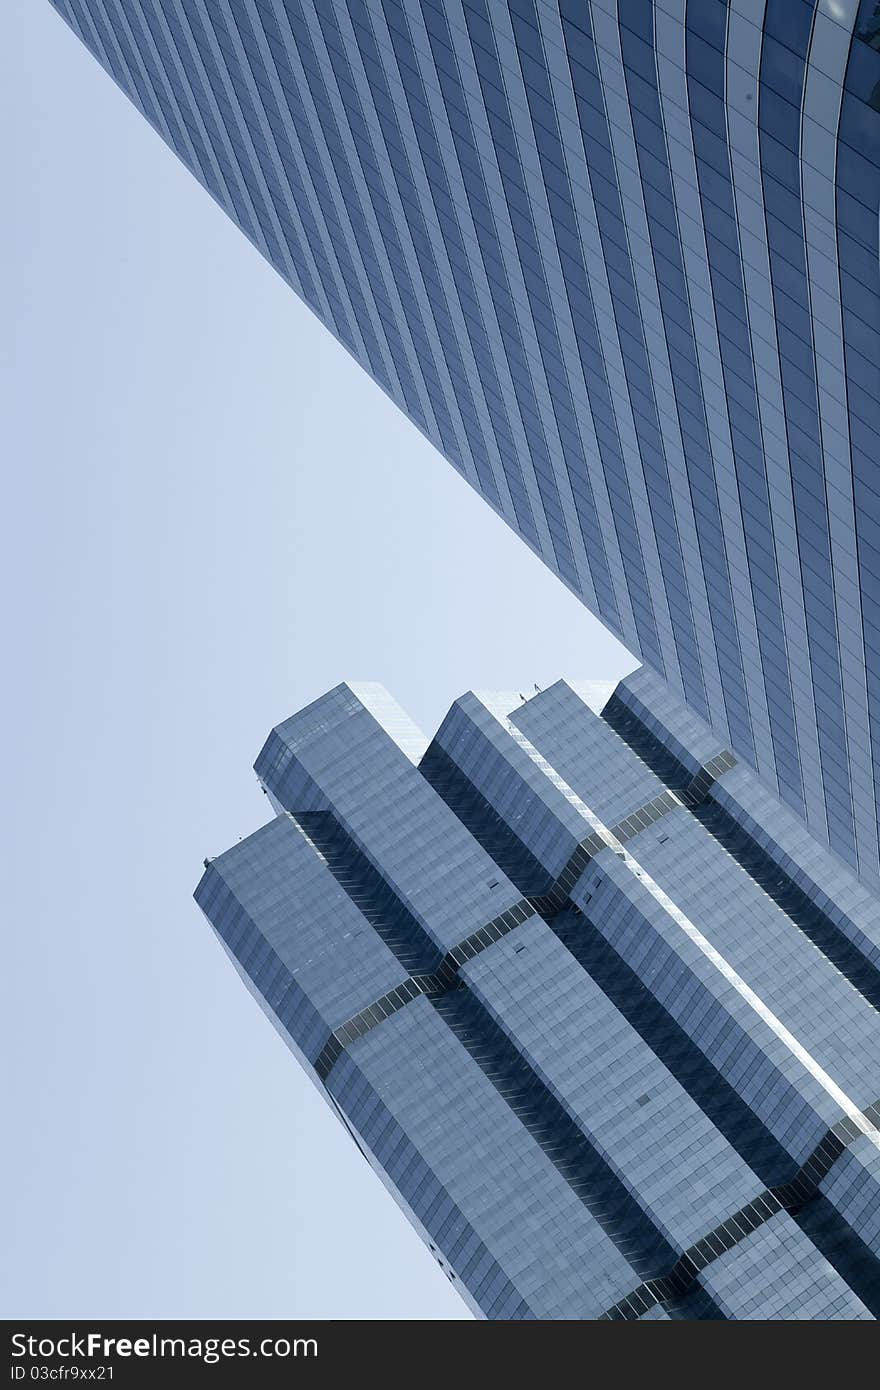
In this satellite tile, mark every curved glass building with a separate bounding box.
[48,0,880,873]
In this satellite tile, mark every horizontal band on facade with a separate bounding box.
[529,753,737,914]
[599,1097,880,1320]
[314,898,536,1080]
[678,750,738,807]
[529,789,683,913]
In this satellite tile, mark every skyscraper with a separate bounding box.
[47,0,880,879]
[195,675,880,1318]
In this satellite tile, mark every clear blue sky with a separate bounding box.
[1,0,634,1319]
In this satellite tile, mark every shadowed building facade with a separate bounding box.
[48,0,880,879]
[195,676,880,1318]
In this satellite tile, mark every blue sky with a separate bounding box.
[2,0,633,1318]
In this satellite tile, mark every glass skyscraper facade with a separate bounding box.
[49,0,880,878]
[195,675,880,1318]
